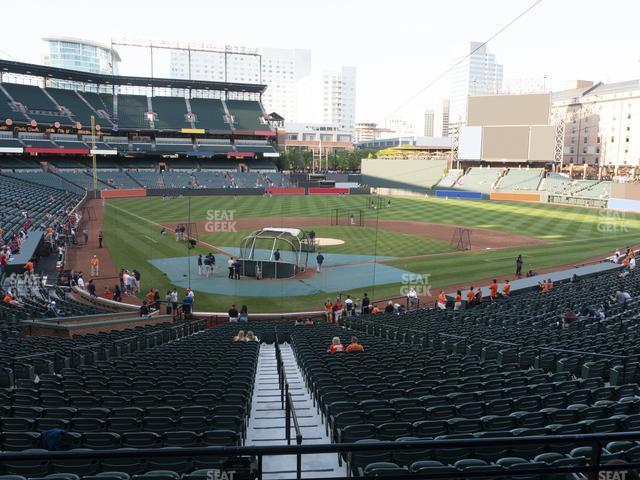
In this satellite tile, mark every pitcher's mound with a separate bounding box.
[315,237,344,246]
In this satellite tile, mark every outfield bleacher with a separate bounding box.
[437,169,463,188]
[495,168,543,191]
[453,167,503,193]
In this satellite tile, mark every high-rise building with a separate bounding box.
[384,117,415,137]
[42,37,120,75]
[322,66,357,132]
[449,41,503,126]
[552,79,640,166]
[423,110,435,136]
[169,46,311,122]
[434,99,450,137]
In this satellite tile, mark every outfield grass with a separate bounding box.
[103,195,640,312]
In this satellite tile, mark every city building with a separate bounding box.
[322,66,357,132]
[552,79,640,167]
[357,135,451,153]
[281,122,354,155]
[434,99,450,137]
[42,37,120,74]
[422,110,435,136]
[354,122,393,143]
[169,45,311,122]
[449,41,503,126]
[385,117,415,137]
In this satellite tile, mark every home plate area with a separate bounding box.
[148,247,408,297]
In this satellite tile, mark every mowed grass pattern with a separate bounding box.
[103,195,640,311]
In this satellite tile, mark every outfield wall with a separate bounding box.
[435,190,483,200]
[490,191,542,202]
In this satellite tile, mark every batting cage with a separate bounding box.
[331,209,365,226]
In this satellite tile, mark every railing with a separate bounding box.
[274,329,303,479]
[0,432,639,479]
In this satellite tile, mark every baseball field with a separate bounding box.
[101,195,640,312]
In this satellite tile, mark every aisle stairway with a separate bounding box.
[246,343,345,479]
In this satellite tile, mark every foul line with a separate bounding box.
[106,202,234,257]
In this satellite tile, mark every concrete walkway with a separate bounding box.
[246,343,345,479]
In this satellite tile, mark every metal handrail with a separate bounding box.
[0,432,639,480]
[274,329,303,479]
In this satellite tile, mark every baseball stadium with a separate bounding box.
[1,20,640,480]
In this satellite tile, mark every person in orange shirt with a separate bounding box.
[502,279,511,297]
[3,293,23,307]
[345,336,365,352]
[371,305,381,314]
[454,290,462,310]
[623,257,630,267]
[466,287,475,308]
[103,287,113,300]
[324,299,333,322]
[489,280,498,300]
[436,290,447,310]
[146,288,155,305]
[546,278,553,291]
[90,255,100,277]
[24,260,34,274]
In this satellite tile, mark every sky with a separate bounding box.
[1,0,639,125]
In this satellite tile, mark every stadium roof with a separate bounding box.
[0,60,267,93]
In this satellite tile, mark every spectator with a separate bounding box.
[346,337,364,352]
[77,274,85,289]
[615,290,631,305]
[239,305,249,329]
[371,305,381,314]
[454,290,462,310]
[87,279,96,297]
[246,331,259,342]
[489,279,499,301]
[344,295,354,316]
[228,304,239,322]
[47,301,65,317]
[103,287,113,300]
[182,293,194,317]
[324,298,333,322]
[233,330,245,342]
[98,231,103,248]
[90,255,99,277]
[384,301,395,313]
[332,297,343,322]
[170,288,178,312]
[560,307,578,328]
[436,290,447,310]
[501,280,511,298]
[165,290,173,314]
[273,249,281,262]
[328,337,344,353]
[3,292,22,307]
[407,287,418,308]
[113,284,122,302]
[139,301,150,318]
[466,286,475,308]
[361,293,370,314]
